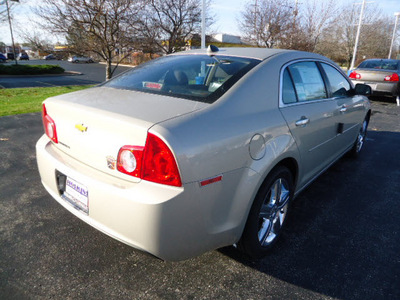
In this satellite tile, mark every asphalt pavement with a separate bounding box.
[0,99,399,299]
[0,60,132,88]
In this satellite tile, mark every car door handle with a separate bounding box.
[340,105,347,113]
[295,117,310,127]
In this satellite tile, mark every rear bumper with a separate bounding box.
[352,79,399,96]
[36,135,239,261]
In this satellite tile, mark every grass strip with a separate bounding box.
[0,64,64,75]
[0,85,93,116]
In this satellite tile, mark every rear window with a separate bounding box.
[358,59,399,71]
[103,55,260,103]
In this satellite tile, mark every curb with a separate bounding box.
[98,62,135,68]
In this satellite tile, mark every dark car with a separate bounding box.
[0,53,7,63]
[44,54,57,60]
[349,59,400,105]
[19,53,29,60]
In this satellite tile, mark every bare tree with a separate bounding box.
[18,30,54,53]
[301,0,337,52]
[0,0,17,23]
[140,0,211,54]
[239,0,293,48]
[35,0,144,80]
[318,3,391,68]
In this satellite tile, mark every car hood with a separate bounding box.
[43,86,208,182]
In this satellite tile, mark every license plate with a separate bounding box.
[63,177,89,214]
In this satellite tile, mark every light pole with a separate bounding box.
[5,0,19,65]
[201,0,205,49]
[349,0,366,72]
[388,12,400,59]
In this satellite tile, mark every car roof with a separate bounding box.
[173,47,330,63]
[173,47,297,61]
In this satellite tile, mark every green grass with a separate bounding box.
[0,85,93,116]
[0,64,65,75]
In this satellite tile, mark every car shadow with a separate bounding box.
[219,130,400,299]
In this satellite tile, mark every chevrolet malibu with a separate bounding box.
[36,47,371,261]
[349,58,400,105]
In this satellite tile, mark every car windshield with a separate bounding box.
[358,59,399,71]
[103,54,261,103]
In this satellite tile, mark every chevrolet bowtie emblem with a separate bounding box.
[75,124,88,132]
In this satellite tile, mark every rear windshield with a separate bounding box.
[103,54,260,103]
[358,59,399,71]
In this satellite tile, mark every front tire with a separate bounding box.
[238,166,294,259]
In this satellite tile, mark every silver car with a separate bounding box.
[349,59,400,104]
[36,47,371,261]
[68,56,94,63]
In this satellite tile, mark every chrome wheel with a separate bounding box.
[258,178,290,246]
[355,120,368,153]
[238,166,293,258]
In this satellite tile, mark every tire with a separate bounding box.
[349,117,369,157]
[238,166,294,259]
[74,60,79,63]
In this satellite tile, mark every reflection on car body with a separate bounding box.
[36,47,371,261]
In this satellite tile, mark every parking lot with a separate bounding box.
[0,60,132,88]
[0,99,399,299]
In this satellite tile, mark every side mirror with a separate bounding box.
[354,83,372,96]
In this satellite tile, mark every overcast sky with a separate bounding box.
[0,0,399,44]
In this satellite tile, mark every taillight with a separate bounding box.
[117,146,144,178]
[117,133,182,187]
[42,103,58,143]
[349,71,361,80]
[384,73,399,82]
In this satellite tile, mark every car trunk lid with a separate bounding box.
[43,86,207,182]
[354,68,398,82]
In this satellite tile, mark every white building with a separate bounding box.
[211,34,242,44]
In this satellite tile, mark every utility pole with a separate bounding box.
[5,0,19,65]
[388,12,400,59]
[254,0,258,45]
[349,0,366,71]
[201,0,206,49]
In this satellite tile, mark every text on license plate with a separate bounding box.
[64,177,89,214]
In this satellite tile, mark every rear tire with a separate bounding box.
[238,166,294,259]
[349,117,369,158]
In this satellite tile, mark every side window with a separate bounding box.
[288,62,327,101]
[321,63,351,97]
[282,68,297,104]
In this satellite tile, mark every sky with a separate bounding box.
[1,0,400,45]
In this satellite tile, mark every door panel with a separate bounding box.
[320,63,365,153]
[280,101,339,186]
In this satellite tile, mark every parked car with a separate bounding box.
[44,54,57,60]
[0,53,7,63]
[36,47,371,261]
[19,53,29,60]
[349,58,400,104]
[68,56,94,63]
